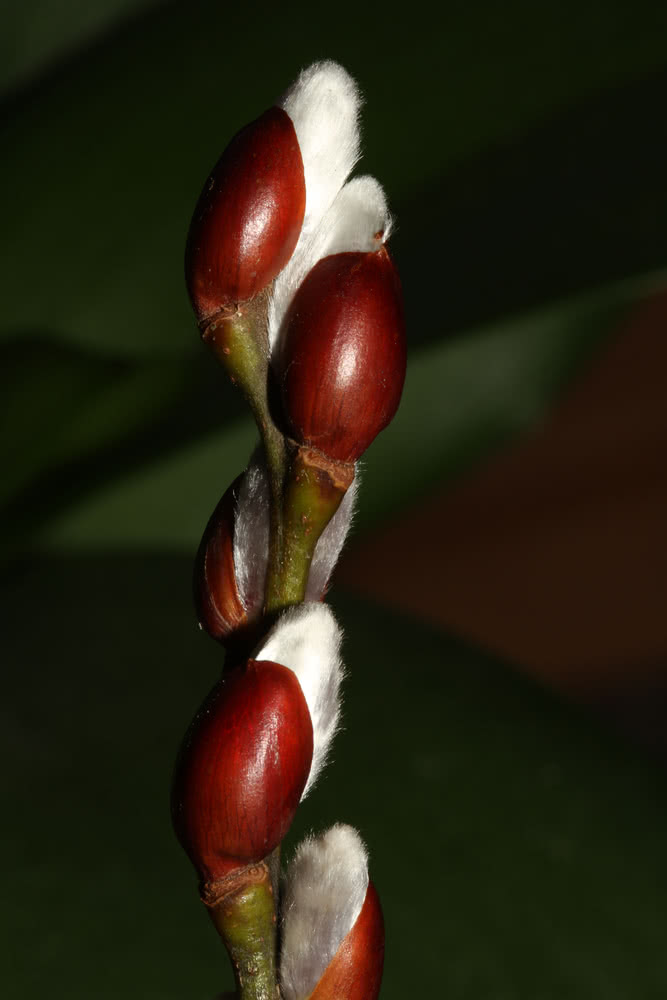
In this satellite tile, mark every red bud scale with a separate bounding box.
[277,246,406,464]
[193,475,247,644]
[186,107,306,325]
[311,882,385,1000]
[171,659,313,887]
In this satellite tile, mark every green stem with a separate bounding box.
[204,864,279,1000]
[264,446,354,614]
[201,309,354,621]
[203,306,287,589]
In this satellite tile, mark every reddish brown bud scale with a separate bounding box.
[171,659,313,887]
[278,247,406,463]
[194,475,247,644]
[310,881,385,1000]
[185,107,306,325]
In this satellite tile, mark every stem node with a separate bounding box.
[204,863,279,1000]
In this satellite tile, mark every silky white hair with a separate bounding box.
[280,825,369,1000]
[233,453,357,614]
[306,472,358,600]
[255,603,343,797]
[233,453,270,612]
[268,175,392,352]
[281,61,361,244]
[270,61,396,353]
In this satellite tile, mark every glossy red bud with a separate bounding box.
[278,247,406,464]
[186,107,306,325]
[194,475,249,644]
[311,882,384,1000]
[172,659,313,887]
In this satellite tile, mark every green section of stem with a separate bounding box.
[207,866,278,1000]
[203,308,352,618]
[264,447,351,614]
[201,310,284,997]
[203,306,286,593]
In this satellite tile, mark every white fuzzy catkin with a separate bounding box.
[318,175,393,254]
[233,452,270,612]
[269,60,362,353]
[281,61,361,244]
[305,473,358,601]
[255,603,343,797]
[268,175,392,351]
[280,825,370,1000]
[232,454,357,614]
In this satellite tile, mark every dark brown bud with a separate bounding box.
[193,475,247,644]
[277,246,406,463]
[185,107,306,326]
[171,659,314,888]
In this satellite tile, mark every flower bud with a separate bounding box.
[171,659,313,887]
[195,457,358,644]
[309,882,384,1000]
[193,474,248,643]
[277,245,406,463]
[280,826,384,1000]
[185,107,306,325]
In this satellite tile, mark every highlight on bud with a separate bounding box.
[277,239,406,464]
[171,659,314,888]
[255,603,343,797]
[185,106,306,325]
[280,825,384,1000]
[195,454,358,643]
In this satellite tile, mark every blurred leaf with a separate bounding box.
[395,65,667,349]
[0,0,168,98]
[32,271,665,552]
[0,336,248,555]
[358,269,667,531]
[3,554,667,998]
[31,417,257,553]
[0,337,187,504]
[1,0,667,356]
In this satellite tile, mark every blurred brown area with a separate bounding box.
[339,290,667,746]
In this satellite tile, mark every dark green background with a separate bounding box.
[2,2,667,996]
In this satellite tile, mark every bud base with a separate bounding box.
[205,862,279,1000]
[265,444,353,613]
